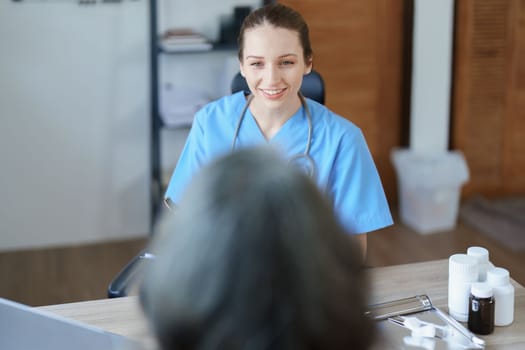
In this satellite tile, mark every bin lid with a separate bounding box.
[390,148,470,188]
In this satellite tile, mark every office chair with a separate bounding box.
[107,249,154,298]
[107,70,326,298]
[230,70,325,105]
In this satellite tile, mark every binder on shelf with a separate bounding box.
[160,28,212,53]
[159,83,210,128]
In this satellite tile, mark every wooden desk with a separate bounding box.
[369,260,525,349]
[39,259,524,349]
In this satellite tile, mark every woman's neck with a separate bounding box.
[248,95,302,140]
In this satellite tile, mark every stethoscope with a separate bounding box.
[231,92,316,178]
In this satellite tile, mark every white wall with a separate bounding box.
[410,0,455,154]
[0,1,150,251]
[0,0,259,252]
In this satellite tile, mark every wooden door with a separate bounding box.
[452,0,525,197]
[278,0,409,203]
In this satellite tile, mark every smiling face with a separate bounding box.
[240,23,312,115]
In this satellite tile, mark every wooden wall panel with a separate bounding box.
[452,0,525,197]
[504,0,525,191]
[279,0,407,203]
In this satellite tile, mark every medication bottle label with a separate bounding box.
[472,299,479,312]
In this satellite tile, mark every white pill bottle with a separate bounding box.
[449,254,479,322]
[487,267,515,326]
[467,246,494,282]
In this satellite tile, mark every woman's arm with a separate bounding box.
[355,233,367,262]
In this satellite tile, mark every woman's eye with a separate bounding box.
[250,62,263,67]
[280,60,295,66]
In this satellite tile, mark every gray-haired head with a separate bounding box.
[140,146,373,350]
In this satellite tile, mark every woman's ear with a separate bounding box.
[304,59,313,75]
[239,63,246,78]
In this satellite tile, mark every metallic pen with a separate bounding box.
[434,306,485,348]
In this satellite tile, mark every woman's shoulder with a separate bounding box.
[307,99,362,138]
[197,91,246,122]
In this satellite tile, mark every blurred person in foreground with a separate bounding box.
[139,147,374,350]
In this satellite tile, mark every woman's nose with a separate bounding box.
[263,65,280,84]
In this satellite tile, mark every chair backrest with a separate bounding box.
[231,70,325,105]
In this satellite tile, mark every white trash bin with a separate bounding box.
[391,148,470,234]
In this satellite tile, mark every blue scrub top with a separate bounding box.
[165,91,393,234]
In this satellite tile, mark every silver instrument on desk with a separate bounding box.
[366,295,485,349]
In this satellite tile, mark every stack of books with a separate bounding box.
[160,28,213,53]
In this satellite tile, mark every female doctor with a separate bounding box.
[164,3,393,256]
